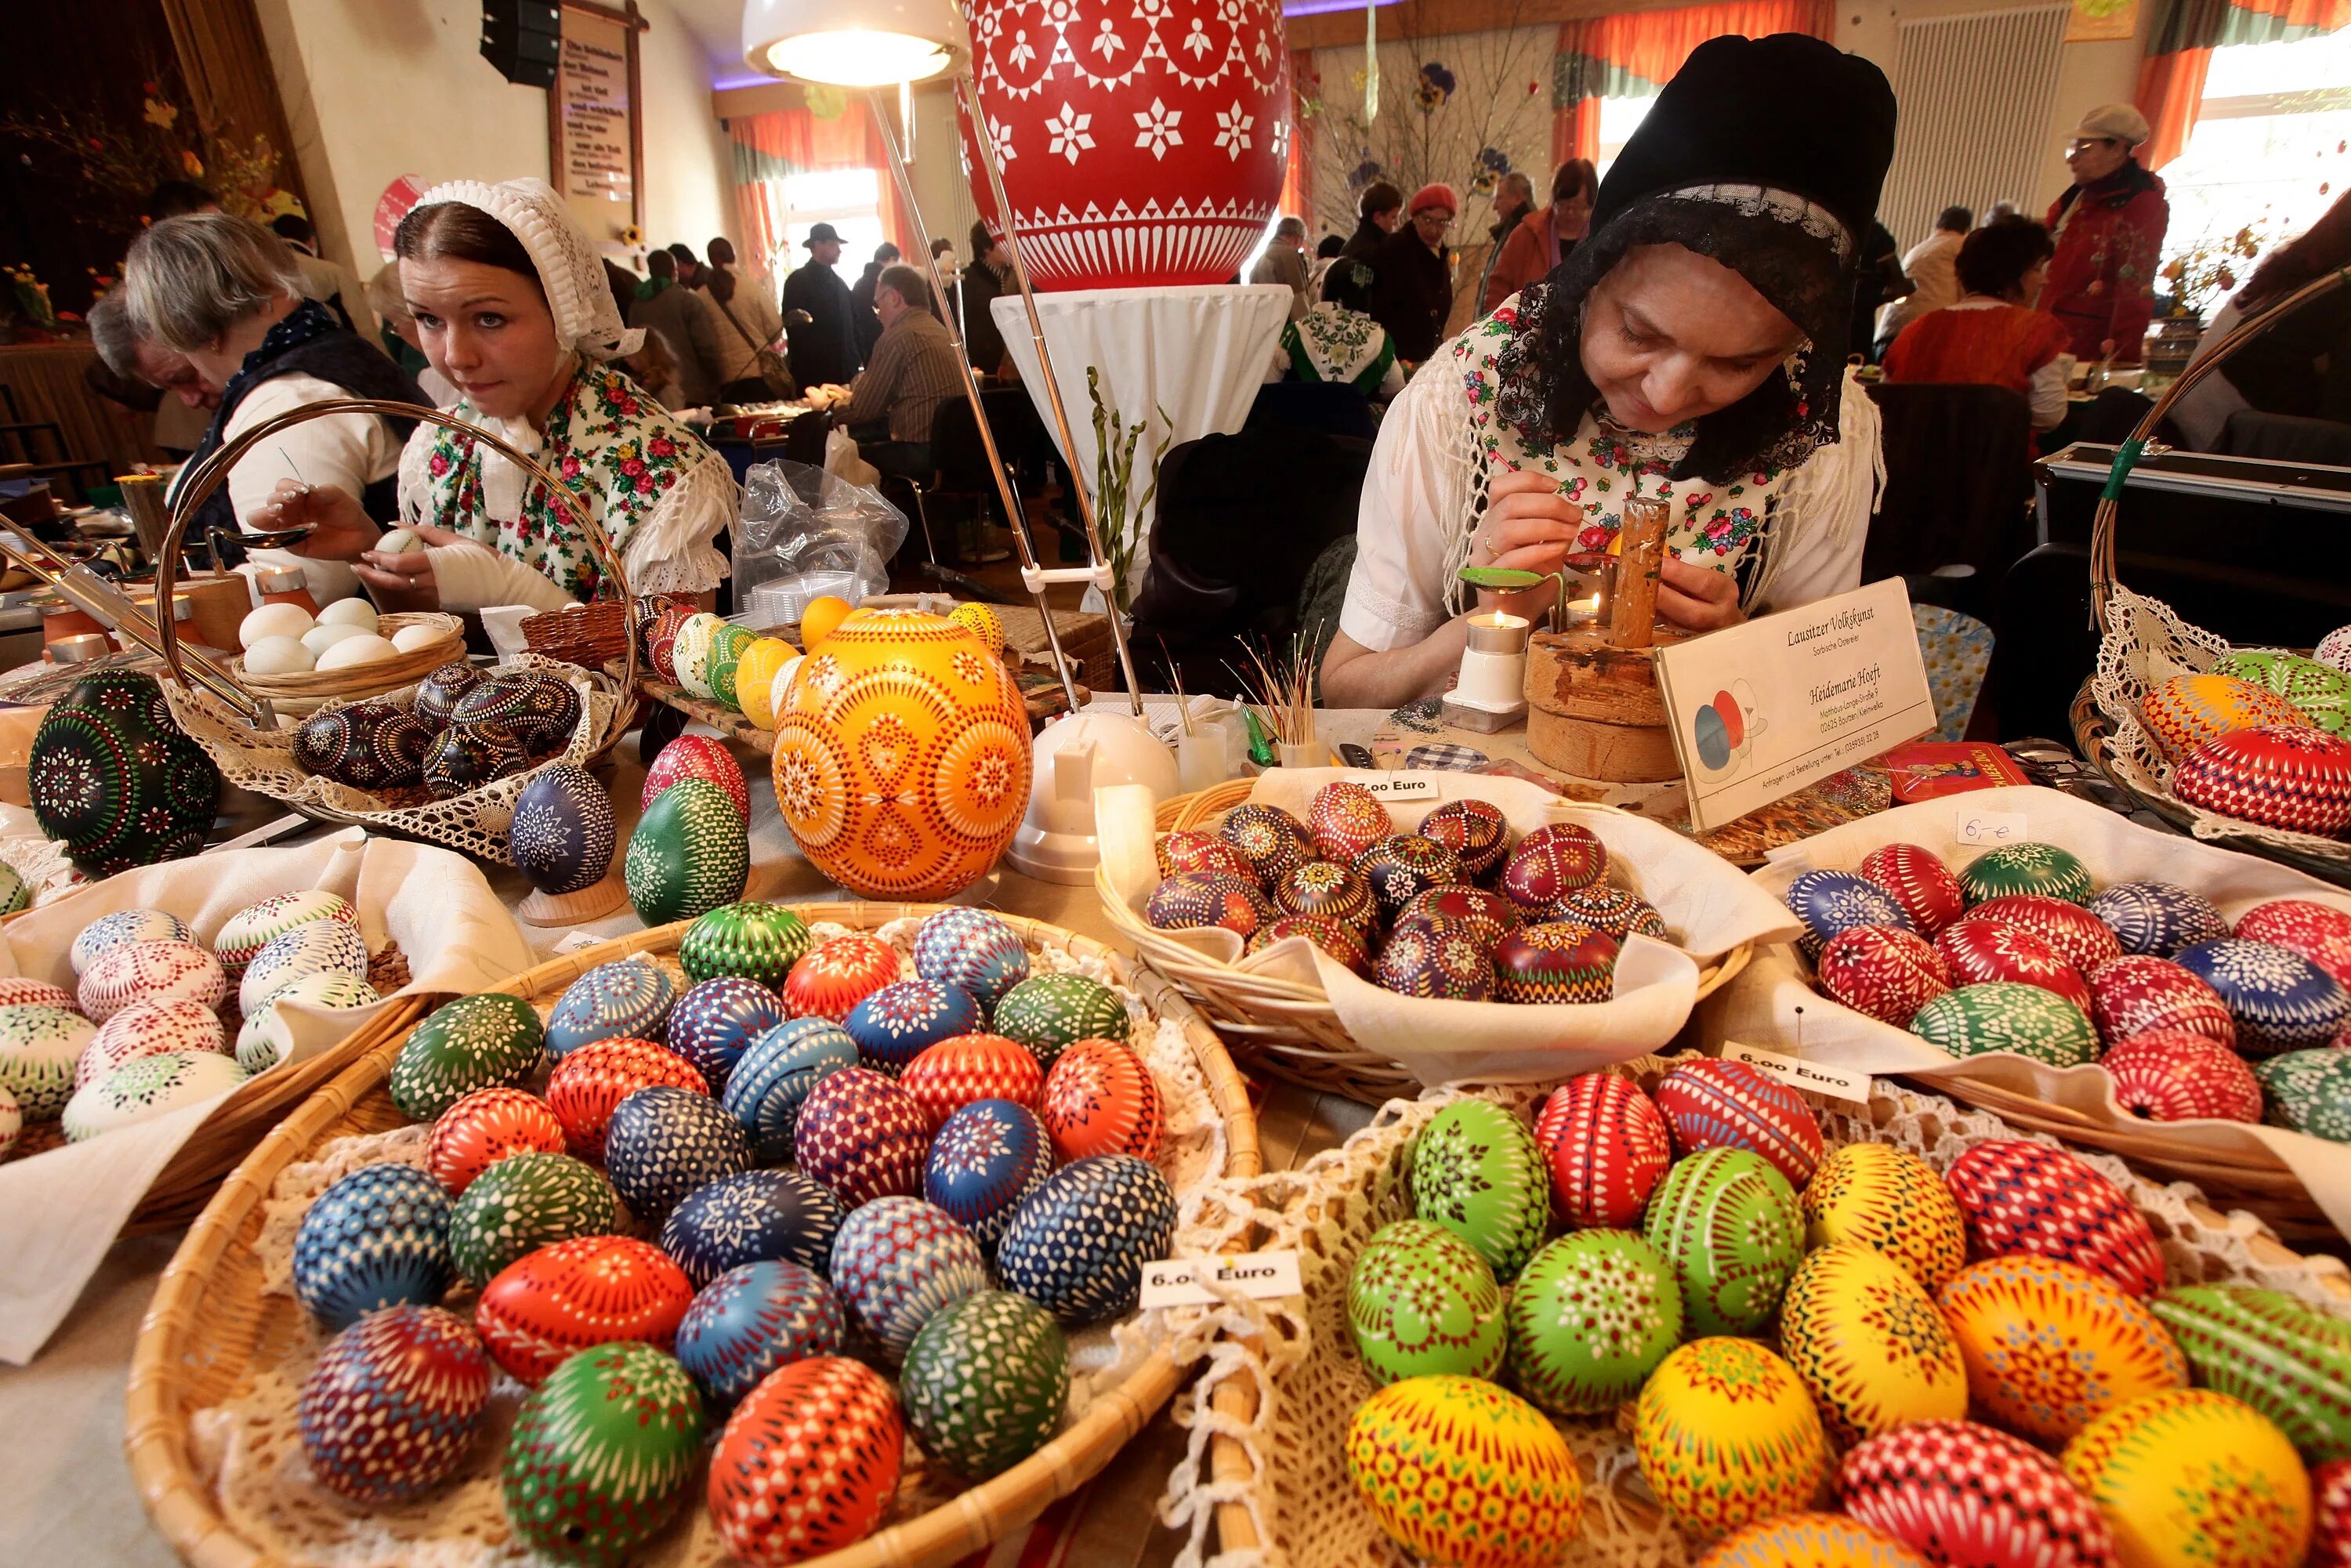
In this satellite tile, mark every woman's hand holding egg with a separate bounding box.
[353,523,462,613]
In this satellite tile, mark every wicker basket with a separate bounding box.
[226,613,465,715]
[125,903,1260,1568]
[520,599,640,668]
[1099,780,1754,1103]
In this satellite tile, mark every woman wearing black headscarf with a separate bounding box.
[1322,34,1896,708]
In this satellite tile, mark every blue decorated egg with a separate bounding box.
[2175,937,2351,1053]
[1786,870,1915,961]
[925,1098,1053,1256]
[794,1066,929,1207]
[719,1017,859,1161]
[240,919,369,1016]
[829,1195,989,1357]
[297,1304,491,1504]
[545,958,674,1059]
[657,1167,846,1287]
[70,907,191,976]
[603,1083,754,1221]
[292,1162,454,1331]
[509,764,617,896]
[912,907,1031,1009]
[997,1153,1178,1325]
[844,979,984,1076]
[674,1260,845,1410]
[665,976,784,1091]
[213,890,358,983]
[2089,882,2230,958]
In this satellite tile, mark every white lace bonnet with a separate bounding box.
[409,177,643,360]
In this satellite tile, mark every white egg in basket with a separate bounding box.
[239,602,315,649]
[78,940,226,1023]
[239,921,369,1016]
[242,636,315,676]
[316,598,379,631]
[300,622,368,657]
[389,625,442,654]
[234,972,379,1074]
[315,635,400,672]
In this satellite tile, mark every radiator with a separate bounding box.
[1880,5,2069,249]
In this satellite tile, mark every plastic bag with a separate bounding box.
[734,458,908,627]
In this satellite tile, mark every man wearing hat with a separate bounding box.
[2041,103,2169,364]
[1368,183,1459,367]
[783,221,860,389]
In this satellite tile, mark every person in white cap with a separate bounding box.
[2041,103,2169,365]
[248,178,735,613]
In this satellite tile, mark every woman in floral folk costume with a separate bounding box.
[252,178,733,611]
[1321,35,1896,707]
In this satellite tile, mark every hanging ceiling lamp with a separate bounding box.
[740,0,964,88]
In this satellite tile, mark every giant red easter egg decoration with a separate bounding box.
[958,0,1290,289]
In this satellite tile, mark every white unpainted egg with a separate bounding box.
[239,602,315,650]
[389,625,441,654]
[242,636,317,675]
[375,528,424,555]
[315,598,379,631]
[315,634,400,671]
[300,622,368,656]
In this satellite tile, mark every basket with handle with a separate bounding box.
[151,397,639,866]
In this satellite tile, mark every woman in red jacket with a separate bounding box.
[1481,159,1598,317]
[2040,103,2170,364]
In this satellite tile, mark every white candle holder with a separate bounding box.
[1440,610,1531,733]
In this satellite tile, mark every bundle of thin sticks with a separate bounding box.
[1232,630,1317,749]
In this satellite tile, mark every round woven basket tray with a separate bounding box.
[1097,780,1753,1105]
[125,903,1260,1568]
[226,613,467,716]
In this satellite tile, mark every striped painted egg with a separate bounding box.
[2150,1283,2351,1463]
[1308,780,1392,864]
[2177,936,2351,1053]
[1535,1072,1672,1229]
[900,1289,1070,1482]
[1934,921,2092,1016]
[705,624,756,709]
[1697,1515,1935,1567]
[1839,1419,2116,1568]
[70,907,190,976]
[292,1162,453,1331]
[1787,869,1915,961]
[1153,829,1252,882]
[828,1195,988,1356]
[2237,899,2351,989]
[911,907,1031,1009]
[2087,955,2237,1047]
[1938,1255,2186,1443]
[1146,871,1273,937]
[675,1260,845,1410]
[657,1167,846,1286]
[1041,1037,1162,1163]
[1348,1218,1508,1387]
[79,939,226,1023]
[604,1083,755,1221]
[1360,834,1467,921]
[1348,1375,1584,1568]
[1506,1228,1679,1414]
[947,599,1005,658]
[845,979,984,1075]
[991,972,1128,1065]
[643,733,750,821]
[2104,1032,2264,1122]
[1277,858,1378,932]
[411,661,481,729]
[677,901,812,990]
[389,993,544,1122]
[0,976,79,1013]
[903,1033,1045,1130]
[639,603,694,685]
[1219,802,1313,887]
[545,958,675,1059]
[1819,924,1951,1026]
[445,1150,618,1288]
[0,1005,97,1120]
[925,1098,1052,1255]
[1654,1057,1824,1187]
[1856,842,1968,937]
[1412,1098,1551,1280]
[1491,921,1620,1005]
[1780,1244,1969,1444]
[234,972,380,1075]
[238,921,368,1018]
[781,933,901,1022]
[1963,894,2124,974]
[793,1065,929,1205]
[1634,1338,1832,1541]
[1801,1143,1968,1292]
[1946,1140,2165,1296]
[1498,823,1607,914]
[719,1018,858,1161]
[213,889,359,983]
[2259,1048,2351,1139]
[625,778,750,925]
[62,1048,245,1140]
[1400,885,1522,949]
[1247,912,1375,976]
[2141,670,2314,759]
[1911,983,2101,1068]
[2089,881,2230,958]
[706,1356,901,1566]
[420,720,528,798]
[997,1153,1177,1324]
[424,1085,567,1195]
[502,1342,705,1562]
[76,998,224,1090]
[2175,725,2351,836]
[476,1234,694,1385]
[665,976,785,1091]
[544,1037,708,1161]
[452,671,581,756]
[508,763,616,896]
[2061,1389,2311,1567]
[1418,798,1510,880]
[1644,1146,1804,1338]
[1378,915,1496,1001]
[1550,882,1669,941]
[1960,843,2094,907]
[298,1304,491,1504]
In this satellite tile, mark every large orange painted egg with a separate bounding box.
[770,610,1032,900]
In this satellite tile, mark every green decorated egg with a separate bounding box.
[2256,1048,2351,1138]
[897,1288,1069,1480]
[707,625,757,711]
[1505,1229,1681,1415]
[2150,1284,2351,1463]
[1958,842,2094,907]
[1777,1243,1968,1446]
[1911,982,2100,1067]
[1643,1145,1802,1338]
[1411,1099,1551,1280]
[0,1004,97,1121]
[1346,1219,1506,1386]
[678,901,812,988]
[447,1152,620,1287]
[502,1341,704,1565]
[990,973,1130,1067]
[625,778,748,926]
[2213,649,2351,735]
[389,993,545,1121]
[0,864,27,917]
[29,670,219,875]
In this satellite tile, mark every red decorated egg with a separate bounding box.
[1041,1037,1163,1163]
[1490,921,1619,1005]
[781,935,901,1023]
[1498,824,1607,913]
[2175,725,2351,835]
[1146,871,1271,937]
[643,735,750,822]
[1245,913,1371,975]
[1155,830,1250,882]
[297,1303,492,1504]
[2312,1458,2351,1568]
[1653,1058,1824,1188]
[426,1086,568,1195]
[2086,955,2236,1047]
[2236,899,2351,989]
[642,603,696,684]
[1838,1418,2117,1568]
[1535,1072,1671,1229]
[900,1034,1045,1129]
[1549,883,1668,942]
[1945,1140,2165,1296]
[544,1037,708,1161]
[1418,798,1509,879]
[1398,886,1520,949]
[76,939,225,1023]
[75,998,225,1090]
[1818,925,1952,1026]
[1219,803,1311,888]
[476,1235,694,1385]
[1961,896,2124,974]
[1934,922,2092,1017]
[793,1066,929,1206]
[0,976,78,1013]
[1308,780,1392,864]
[2103,1032,2263,1122]
[1375,915,1493,1000]
[1856,842,1968,937]
[706,1355,901,1566]
[1357,835,1465,921]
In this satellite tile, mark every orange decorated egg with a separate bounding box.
[475,1234,694,1386]
[1041,1037,1163,1163]
[426,1086,567,1195]
[2141,672,2313,759]
[1937,1255,2186,1444]
[901,1033,1043,1130]
[781,935,902,1022]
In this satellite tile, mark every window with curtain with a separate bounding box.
[1550,0,1835,168]
[727,106,912,277]
[781,168,887,276]
[2159,28,2351,283]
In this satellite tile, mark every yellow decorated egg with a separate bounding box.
[2063,1389,2312,1568]
[734,637,797,730]
[1779,1244,1969,1445]
[799,595,854,648]
[2140,672,2313,760]
[947,601,1005,661]
[1635,1337,1832,1541]
[1345,1374,1583,1568]
[770,610,1033,900]
[1938,1255,2187,1445]
[1800,1143,1968,1292]
[1697,1512,1935,1567]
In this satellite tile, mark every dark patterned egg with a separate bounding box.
[900,1290,1070,1482]
[666,976,785,1090]
[1786,869,1916,960]
[997,1153,1179,1324]
[2086,954,2237,1047]
[719,1018,858,1161]
[828,1195,989,1356]
[902,1033,1044,1129]
[843,979,981,1076]
[426,1085,567,1194]
[794,1065,929,1205]
[445,1150,619,1287]
[1838,1419,2117,1568]
[451,671,580,757]
[297,1303,491,1504]
[2175,936,2351,1053]
[603,1083,755,1221]
[1933,920,2092,1016]
[1399,885,1520,948]
[1041,1037,1164,1163]
[1819,925,1952,1026]
[292,1162,453,1331]
[294,700,429,791]
[1154,829,1252,881]
[1549,882,1668,942]
[659,1167,846,1286]
[545,1037,708,1161]
[674,1260,844,1410]
[1855,842,1968,936]
[678,900,812,988]
[2237,899,2351,989]
[508,763,615,895]
[1377,915,1494,1000]
[1654,1057,1825,1187]
[1246,913,1373,975]
[1278,858,1378,932]
[1419,798,1509,880]
[1499,823,1607,914]
[1962,895,2124,973]
[988,973,1128,1067]
[1535,1072,1672,1229]
[1911,983,2101,1067]
[475,1234,694,1385]
[1945,1139,2165,1296]
[2089,881,2230,957]
[389,993,545,1121]
[502,1342,703,1561]
[412,662,483,730]
[782,933,902,1021]
[625,777,750,925]
[2105,1032,2264,1122]
[1309,780,1393,863]
[420,720,527,799]
[1958,842,2095,907]
[925,1098,1052,1255]
[1354,835,1465,924]
[1491,921,1620,1005]
[545,958,675,1058]
[706,1356,902,1566]
[642,733,750,821]
[911,907,1031,1008]
[30,670,218,875]
[1146,871,1271,937]
[1219,802,1312,886]
[2175,725,2351,835]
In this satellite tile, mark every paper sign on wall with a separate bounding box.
[1653,577,1937,834]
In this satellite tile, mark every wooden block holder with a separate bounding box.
[1522,494,1690,783]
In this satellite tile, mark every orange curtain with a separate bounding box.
[2133,47,2213,172]
[1281,49,1315,233]
[726,102,915,257]
[2135,0,2351,169]
[1551,0,1835,165]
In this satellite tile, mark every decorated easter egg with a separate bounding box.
[997,1153,1177,1324]
[545,958,675,1059]
[502,1341,704,1562]
[1346,1218,1507,1386]
[507,764,616,895]
[626,777,750,925]
[1780,1243,1969,1444]
[734,637,797,730]
[1040,1037,1162,1163]
[2317,1459,2351,1568]
[77,997,224,1089]
[1378,914,1496,1000]
[1961,842,2094,907]
[925,1098,1052,1255]
[1964,894,2125,974]
[1359,833,1467,920]
[453,670,581,756]
[2060,1389,2311,1567]
[845,979,984,1074]
[1507,1228,1680,1414]
[476,1234,694,1385]
[991,973,1128,1065]
[239,919,369,1017]
[389,993,543,1121]
[1820,925,1952,1025]
[2141,671,2314,758]
[293,700,430,792]
[793,1065,929,1205]
[828,1195,988,1356]
[1419,797,1511,880]
[2175,936,2351,1052]
[292,1162,453,1331]
[1154,828,1253,881]
[720,1018,858,1161]
[213,889,360,983]
[781,933,900,1021]
[1489,920,1620,1005]
[1550,882,1669,941]
[545,1037,708,1161]
[2214,648,2351,731]
[1308,780,1393,864]
[1347,1375,1584,1568]
[911,907,1031,1008]
[643,735,751,824]
[1699,1515,1935,1566]
[1856,842,1969,936]
[2175,725,2351,836]
[1645,1146,1804,1337]
[2150,1283,2351,1463]
[297,1304,491,1504]
[1247,912,1374,975]
[419,720,528,798]
[1911,982,2101,1067]
[1939,1255,2186,1443]
[902,1032,1045,1129]
[2104,1031,2263,1122]
[2089,881,2230,958]
[665,976,785,1089]
[62,1048,245,1141]
[79,939,225,1023]
[445,1150,619,1287]
[1147,871,1272,937]
[1838,1419,2116,1568]
[639,603,695,685]
[2087,954,2237,1046]
[677,901,811,990]
[70,907,190,976]
[0,976,75,1014]
[0,1085,15,1157]
[675,1261,844,1410]
[1946,1140,2165,1295]
[1402,885,1522,949]
[1787,869,1916,959]
[1277,858,1378,933]
[2237,898,2351,990]
[1801,1143,1968,1292]
[945,599,1004,660]
[1654,1057,1824,1187]
[1635,1338,1832,1541]
[2259,1048,2351,1139]
[657,1167,846,1286]
[900,1289,1068,1481]
[706,1355,901,1566]
[1412,1098,1550,1279]
[1535,1072,1672,1229]
[0,1005,97,1119]
[236,966,375,1073]
[412,662,482,730]
[671,611,727,700]
[1934,921,2093,1016]
[2324,626,2351,674]
[30,669,218,875]
[604,1083,755,1221]
[0,864,26,918]
[1219,802,1313,887]
[1498,823,1607,914]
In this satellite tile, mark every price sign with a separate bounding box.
[1956,809,2030,846]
